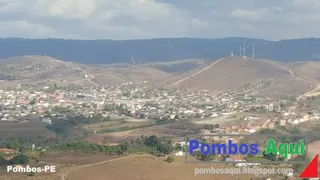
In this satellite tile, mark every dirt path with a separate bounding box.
[274,63,314,84]
[49,58,98,86]
[168,57,226,87]
[297,85,320,99]
[60,155,153,180]
[268,61,320,100]
[67,62,98,86]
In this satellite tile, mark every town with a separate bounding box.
[0,77,318,138]
[1,77,319,180]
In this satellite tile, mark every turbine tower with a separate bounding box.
[131,55,136,64]
[252,44,255,59]
[243,41,246,57]
[252,43,257,60]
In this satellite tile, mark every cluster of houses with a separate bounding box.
[0,79,280,124]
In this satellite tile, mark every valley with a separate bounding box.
[1,55,320,180]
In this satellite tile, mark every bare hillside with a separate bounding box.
[167,57,315,97]
[289,61,320,84]
[0,56,170,88]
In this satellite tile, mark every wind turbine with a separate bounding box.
[252,43,257,60]
[131,55,136,64]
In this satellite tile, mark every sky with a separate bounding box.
[0,0,319,40]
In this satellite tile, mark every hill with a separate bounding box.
[2,55,320,99]
[0,56,170,88]
[166,57,318,98]
[1,37,320,64]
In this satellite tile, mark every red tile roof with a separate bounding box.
[0,148,16,153]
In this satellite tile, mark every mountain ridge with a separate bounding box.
[1,37,320,64]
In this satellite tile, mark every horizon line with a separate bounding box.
[0,36,319,42]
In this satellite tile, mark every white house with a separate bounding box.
[175,151,185,156]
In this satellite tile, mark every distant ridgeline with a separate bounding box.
[1,37,320,63]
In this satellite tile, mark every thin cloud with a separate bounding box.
[0,0,319,40]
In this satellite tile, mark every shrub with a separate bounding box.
[27,172,36,176]
[9,154,29,164]
[165,156,174,163]
[0,157,8,165]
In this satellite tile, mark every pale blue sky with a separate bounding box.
[0,0,318,40]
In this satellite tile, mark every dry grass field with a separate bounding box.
[167,57,289,91]
[95,121,204,142]
[98,124,187,142]
[308,141,320,158]
[289,61,320,85]
[41,152,122,165]
[0,151,301,180]
[82,117,154,133]
[67,156,256,180]
[0,56,171,87]
[0,153,122,180]
[0,121,55,139]
[166,57,315,98]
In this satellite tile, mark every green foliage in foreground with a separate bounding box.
[165,156,174,163]
[9,154,29,164]
[52,135,173,155]
[0,154,30,166]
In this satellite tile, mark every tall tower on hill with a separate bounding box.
[252,45,255,59]
[243,41,246,57]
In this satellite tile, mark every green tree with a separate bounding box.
[200,154,215,161]
[263,151,277,161]
[193,150,202,158]
[157,143,172,155]
[39,151,44,160]
[0,157,8,165]
[28,172,36,176]
[246,153,254,159]
[9,154,29,164]
[144,135,160,147]
[29,99,36,105]
[7,139,20,150]
[221,154,230,161]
